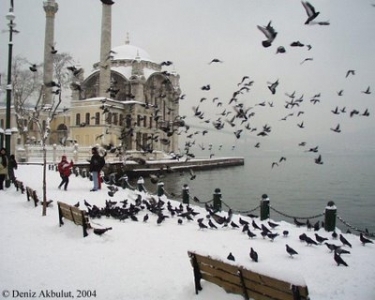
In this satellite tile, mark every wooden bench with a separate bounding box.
[14,180,25,193]
[57,201,91,237]
[26,186,39,207]
[188,251,309,300]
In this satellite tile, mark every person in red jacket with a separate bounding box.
[57,155,74,191]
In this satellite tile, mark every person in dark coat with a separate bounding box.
[0,147,8,190]
[89,147,105,191]
[57,155,74,191]
[8,154,18,183]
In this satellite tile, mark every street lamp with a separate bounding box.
[5,7,16,187]
[0,127,4,148]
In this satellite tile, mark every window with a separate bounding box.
[136,132,142,150]
[95,112,100,125]
[149,116,152,129]
[107,112,112,125]
[113,113,118,125]
[126,115,131,128]
[85,113,90,125]
[75,113,81,126]
[119,114,124,126]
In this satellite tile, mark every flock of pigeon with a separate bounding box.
[78,186,373,267]
[156,1,373,170]
[32,1,372,174]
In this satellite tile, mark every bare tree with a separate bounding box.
[8,53,74,145]
[6,52,75,216]
[53,52,74,89]
[10,56,43,144]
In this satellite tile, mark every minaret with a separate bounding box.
[99,1,113,97]
[43,0,58,104]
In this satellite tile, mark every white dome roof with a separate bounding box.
[111,43,153,62]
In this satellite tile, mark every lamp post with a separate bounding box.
[0,127,4,148]
[5,7,16,187]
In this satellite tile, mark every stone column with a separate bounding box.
[99,2,113,97]
[43,0,58,105]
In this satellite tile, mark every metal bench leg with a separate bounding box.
[190,254,202,294]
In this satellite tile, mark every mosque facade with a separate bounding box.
[61,39,182,156]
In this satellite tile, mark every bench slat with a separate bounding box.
[25,186,39,207]
[57,201,90,237]
[242,269,309,299]
[198,258,294,300]
[188,251,309,300]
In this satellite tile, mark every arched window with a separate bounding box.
[95,112,100,125]
[113,113,118,125]
[126,114,131,128]
[119,114,124,126]
[57,124,68,145]
[85,113,90,125]
[76,113,81,126]
[107,112,112,124]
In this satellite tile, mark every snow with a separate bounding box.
[111,44,153,62]
[1,164,374,300]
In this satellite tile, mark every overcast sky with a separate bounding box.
[1,0,374,152]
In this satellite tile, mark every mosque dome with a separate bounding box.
[111,43,153,62]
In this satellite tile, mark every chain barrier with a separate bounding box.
[235,205,261,215]
[102,172,375,235]
[163,188,178,199]
[221,200,231,209]
[270,206,325,220]
[197,197,214,205]
[124,180,137,191]
[337,215,375,237]
[221,200,260,215]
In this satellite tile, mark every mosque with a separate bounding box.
[0,0,182,159]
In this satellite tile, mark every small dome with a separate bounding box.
[111,43,152,62]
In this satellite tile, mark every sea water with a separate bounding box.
[138,149,375,234]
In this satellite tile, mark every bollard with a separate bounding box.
[121,175,131,189]
[260,194,270,221]
[324,201,337,232]
[52,144,57,164]
[137,176,145,192]
[157,182,165,197]
[213,188,222,211]
[182,184,190,204]
[73,143,79,162]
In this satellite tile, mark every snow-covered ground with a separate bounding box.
[0,164,374,300]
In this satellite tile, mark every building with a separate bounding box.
[0,1,183,160]
[67,38,182,156]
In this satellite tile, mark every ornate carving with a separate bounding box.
[43,1,58,17]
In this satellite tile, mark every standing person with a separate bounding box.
[8,154,18,183]
[0,147,8,190]
[57,155,74,191]
[89,147,105,191]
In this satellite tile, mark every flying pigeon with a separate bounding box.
[257,21,277,48]
[301,1,320,24]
